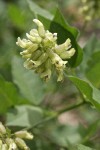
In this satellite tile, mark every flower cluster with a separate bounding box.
[0,122,33,150]
[16,19,75,81]
[80,0,100,21]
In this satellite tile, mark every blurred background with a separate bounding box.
[0,0,100,149]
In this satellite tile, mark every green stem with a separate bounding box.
[57,100,86,115]
[29,100,86,129]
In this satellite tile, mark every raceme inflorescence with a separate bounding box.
[0,122,33,150]
[16,19,75,82]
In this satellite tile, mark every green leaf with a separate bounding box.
[26,0,53,20]
[0,75,26,114]
[79,35,100,88]
[37,15,51,30]
[50,125,81,147]
[6,105,43,127]
[68,76,100,110]
[86,51,100,88]
[80,35,100,73]
[51,8,78,39]
[50,9,83,67]
[81,120,100,143]
[12,56,45,105]
[73,144,95,150]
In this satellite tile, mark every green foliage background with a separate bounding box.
[0,0,100,149]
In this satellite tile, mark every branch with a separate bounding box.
[29,100,87,129]
[57,100,86,115]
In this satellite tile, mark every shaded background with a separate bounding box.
[0,0,100,149]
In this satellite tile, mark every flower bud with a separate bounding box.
[40,69,51,82]
[0,122,6,134]
[47,50,67,69]
[15,138,29,150]
[26,43,38,53]
[15,130,33,140]
[54,38,71,54]
[31,53,48,67]
[35,64,45,74]
[24,59,34,69]
[16,38,32,49]
[33,19,45,38]
[16,37,26,48]
[30,29,38,36]
[6,138,17,150]
[31,50,42,61]
[8,143,17,150]
[43,30,56,48]
[26,33,36,42]
[20,50,29,55]
[22,54,32,59]
[26,33,42,44]
[60,48,75,59]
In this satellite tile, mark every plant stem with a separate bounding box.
[30,100,86,129]
[57,100,86,115]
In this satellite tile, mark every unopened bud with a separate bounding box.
[15,130,33,140]
[33,19,45,38]
[48,50,67,68]
[30,29,38,36]
[24,59,34,69]
[54,38,71,54]
[26,33,36,42]
[40,69,51,82]
[31,50,42,61]
[26,43,38,53]
[16,37,26,48]
[22,54,32,59]
[26,33,42,44]
[15,137,29,150]
[8,143,17,150]
[16,38,33,49]
[6,138,17,150]
[0,122,6,134]
[60,48,75,59]
[20,50,28,55]
[31,53,48,67]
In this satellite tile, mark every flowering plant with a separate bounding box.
[0,0,100,150]
[16,19,75,81]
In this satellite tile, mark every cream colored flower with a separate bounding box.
[15,130,33,140]
[0,122,33,150]
[16,19,75,81]
[15,138,30,150]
